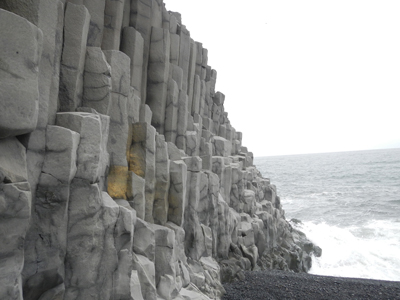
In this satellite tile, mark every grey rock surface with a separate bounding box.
[0,9,43,139]
[56,112,109,184]
[102,0,124,50]
[164,78,179,143]
[146,26,170,134]
[64,179,118,300]
[121,26,144,92]
[0,138,31,300]
[82,0,106,47]
[130,122,156,223]
[153,134,170,225]
[82,47,112,114]
[59,2,90,112]
[0,2,320,299]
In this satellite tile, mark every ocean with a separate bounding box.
[254,148,400,282]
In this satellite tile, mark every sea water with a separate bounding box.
[254,148,400,281]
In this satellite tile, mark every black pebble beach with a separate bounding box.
[222,270,400,300]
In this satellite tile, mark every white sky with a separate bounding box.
[163,0,400,156]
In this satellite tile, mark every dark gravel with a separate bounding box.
[222,270,400,300]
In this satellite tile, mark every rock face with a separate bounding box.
[0,2,319,300]
[0,9,43,138]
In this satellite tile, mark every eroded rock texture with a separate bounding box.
[0,2,320,300]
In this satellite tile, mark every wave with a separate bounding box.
[257,149,400,281]
[292,220,400,281]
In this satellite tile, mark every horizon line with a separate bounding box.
[255,145,400,158]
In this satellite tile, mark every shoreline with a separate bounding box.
[222,270,400,300]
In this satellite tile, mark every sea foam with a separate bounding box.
[293,220,400,281]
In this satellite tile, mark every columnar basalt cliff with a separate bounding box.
[0,1,320,299]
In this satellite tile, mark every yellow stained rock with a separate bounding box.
[126,124,133,162]
[128,144,145,178]
[107,165,129,199]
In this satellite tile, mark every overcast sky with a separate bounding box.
[163,0,400,156]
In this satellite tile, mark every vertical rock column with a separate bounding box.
[0,9,43,138]
[168,159,187,226]
[187,40,197,111]
[129,0,153,102]
[0,138,32,300]
[102,0,124,50]
[22,126,80,300]
[83,0,106,47]
[104,50,131,200]
[56,112,110,185]
[82,47,112,115]
[206,172,220,257]
[176,92,188,151]
[0,7,44,222]
[146,27,171,134]
[164,78,179,143]
[183,158,208,261]
[121,26,145,95]
[59,2,90,112]
[129,122,156,223]
[153,135,170,225]
[178,25,190,94]
[64,180,119,300]
[1,3,65,240]
[111,198,136,300]
[153,225,177,299]
[132,218,156,299]
[55,112,118,300]
[36,0,65,127]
